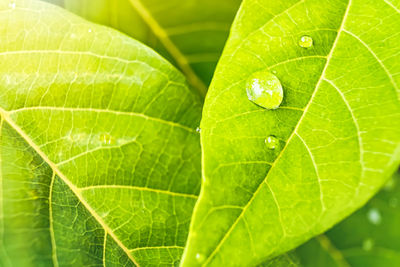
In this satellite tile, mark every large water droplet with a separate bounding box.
[362,238,374,251]
[367,208,382,225]
[195,253,205,263]
[246,71,283,109]
[265,135,279,150]
[299,35,313,48]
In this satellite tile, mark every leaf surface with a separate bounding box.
[44,0,243,95]
[296,171,400,267]
[182,0,400,266]
[0,0,202,266]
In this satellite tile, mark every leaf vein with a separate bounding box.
[201,0,353,263]
[9,106,197,134]
[0,108,140,266]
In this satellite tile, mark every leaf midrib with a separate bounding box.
[201,0,353,264]
[128,0,207,97]
[9,106,197,134]
[0,107,141,266]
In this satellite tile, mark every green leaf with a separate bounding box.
[296,171,400,267]
[182,0,400,266]
[44,0,242,96]
[0,0,202,266]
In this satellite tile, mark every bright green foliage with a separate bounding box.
[0,0,202,266]
[182,0,400,266]
[296,172,400,267]
[44,0,242,95]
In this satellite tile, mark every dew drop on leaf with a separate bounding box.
[246,71,283,109]
[367,208,382,225]
[196,127,201,133]
[298,35,313,48]
[362,238,374,251]
[265,135,279,150]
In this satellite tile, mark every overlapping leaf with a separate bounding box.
[44,0,243,95]
[182,0,400,266]
[0,0,203,266]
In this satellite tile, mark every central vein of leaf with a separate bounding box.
[0,108,139,266]
[201,0,353,264]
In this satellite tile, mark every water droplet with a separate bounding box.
[88,28,92,33]
[8,0,16,9]
[246,71,283,110]
[195,253,205,263]
[389,197,398,208]
[99,133,115,145]
[265,135,279,150]
[196,127,201,133]
[299,35,313,48]
[367,208,382,225]
[362,238,374,251]
[272,70,277,74]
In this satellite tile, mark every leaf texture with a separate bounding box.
[182,0,400,266]
[44,0,243,95]
[0,0,202,266]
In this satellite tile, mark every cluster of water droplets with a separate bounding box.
[246,35,313,150]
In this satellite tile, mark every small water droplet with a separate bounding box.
[246,71,283,110]
[195,253,205,263]
[88,28,92,33]
[196,127,201,133]
[99,133,115,145]
[8,0,16,9]
[362,238,374,251]
[299,35,313,48]
[367,208,382,225]
[389,197,398,208]
[272,70,277,74]
[265,135,279,150]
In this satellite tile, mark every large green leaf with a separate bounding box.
[296,171,400,267]
[182,0,400,266]
[0,0,202,266]
[44,0,242,95]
